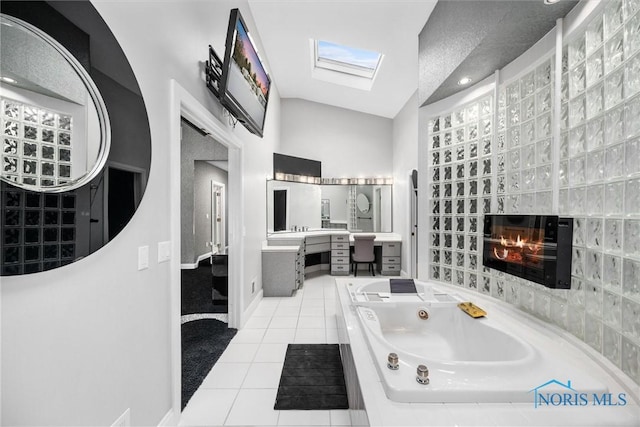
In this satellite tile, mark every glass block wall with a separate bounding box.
[427,96,494,293]
[1,182,77,275]
[1,97,73,187]
[424,1,640,386]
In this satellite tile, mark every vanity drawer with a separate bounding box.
[383,257,400,264]
[306,236,330,246]
[332,234,349,242]
[381,264,400,274]
[331,242,349,250]
[331,264,350,275]
[332,249,349,257]
[306,242,331,254]
[382,242,401,256]
[331,256,349,265]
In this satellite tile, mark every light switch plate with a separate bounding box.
[158,241,171,263]
[138,245,149,270]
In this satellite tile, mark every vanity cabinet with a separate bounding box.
[331,234,350,276]
[381,241,401,275]
[262,241,303,297]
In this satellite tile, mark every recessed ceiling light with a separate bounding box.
[544,0,561,4]
[458,77,472,85]
[1,76,17,84]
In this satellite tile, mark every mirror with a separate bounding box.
[1,1,151,276]
[356,193,370,213]
[266,180,392,233]
[0,14,110,192]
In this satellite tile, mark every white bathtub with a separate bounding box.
[347,279,610,403]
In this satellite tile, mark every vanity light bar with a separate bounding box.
[273,174,393,185]
[321,177,393,185]
[273,172,322,184]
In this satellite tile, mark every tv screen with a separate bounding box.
[219,8,271,137]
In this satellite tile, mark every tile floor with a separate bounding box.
[179,272,351,426]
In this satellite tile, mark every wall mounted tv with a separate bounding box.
[482,215,573,289]
[219,8,271,138]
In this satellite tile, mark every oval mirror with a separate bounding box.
[0,13,110,192]
[1,0,151,277]
[356,193,370,213]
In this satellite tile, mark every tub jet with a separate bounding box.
[387,353,399,370]
[416,365,430,385]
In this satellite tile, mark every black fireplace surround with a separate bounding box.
[483,215,573,289]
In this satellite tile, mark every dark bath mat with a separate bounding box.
[274,344,349,410]
[182,318,237,409]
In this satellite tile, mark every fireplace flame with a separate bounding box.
[493,247,509,260]
[493,233,544,265]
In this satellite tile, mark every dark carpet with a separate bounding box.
[181,259,228,315]
[274,344,349,410]
[181,319,237,409]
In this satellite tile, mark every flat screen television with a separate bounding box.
[219,8,271,138]
[482,214,573,289]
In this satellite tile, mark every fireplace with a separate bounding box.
[482,215,573,289]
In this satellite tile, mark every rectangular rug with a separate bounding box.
[274,344,349,410]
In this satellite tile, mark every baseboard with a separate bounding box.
[241,289,263,328]
[180,252,213,270]
[157,409,174,426]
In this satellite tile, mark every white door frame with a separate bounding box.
[169,80,244,421]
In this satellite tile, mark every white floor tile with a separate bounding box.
[269,316,298,329]
[242,362,284,388]
[325,315,338,329]
[326,328,339,344]
[254,343,289,363]
[301,298,325,307]
[329,409,351,426]
[231,328,266,343]
[278,297,302,307]
[299,306,324,317]
[263,328,296,343]
[224,388,280,426]
[294,328,326,343]
[273,306,301,317]
[277,410,331,426]
[297,316,326,329]
[200,362,250,389]
[253,305,278,317]
[179,388,238,426]
[216,343,260,363]
[244,316,272,329]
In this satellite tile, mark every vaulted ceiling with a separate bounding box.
[249,0,578,118]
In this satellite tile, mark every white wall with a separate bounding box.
[392,91,419,276]
[280,98,393,178]
[1,1,280,425]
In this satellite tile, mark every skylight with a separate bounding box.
[314,40,383,80]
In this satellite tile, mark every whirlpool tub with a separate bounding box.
[342,279,610,403]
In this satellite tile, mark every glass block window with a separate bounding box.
[427,95,493,292]
[1,97,73,187]
[1,182,77,275]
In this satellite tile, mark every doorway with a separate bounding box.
[273,188,288,231]
[170,81,245,422]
